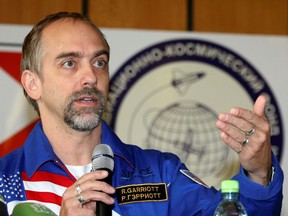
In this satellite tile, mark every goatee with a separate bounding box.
[64,87,106,131]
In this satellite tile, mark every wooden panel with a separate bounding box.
[0,0,287,35]
[0,0,82,24]
[193,0,288,35]
[88,0,187,30]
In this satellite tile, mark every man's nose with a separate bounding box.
[81,65,98,87]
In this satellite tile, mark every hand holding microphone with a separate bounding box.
[60,144,115,216]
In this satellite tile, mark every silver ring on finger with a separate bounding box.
[246,127,255,137]
[242,137,249,145]
[75,184,82,195]
[77,193,86,204]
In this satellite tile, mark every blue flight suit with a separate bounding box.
[0,121,283,215]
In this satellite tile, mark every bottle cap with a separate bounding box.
[221,180,239,193]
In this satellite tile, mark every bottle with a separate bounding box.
[214,180,248,216]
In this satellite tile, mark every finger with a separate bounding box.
[220,132,246,154]
[68,171,111,196]
[216,120,246,143]
[229,96,267,126]
[62,187,84,208]
[81,189,115,204]
[60,203,95,216]
[229,108,256,126]
[77,170,109,185]
[253,95,267,117]
[75,180,115,197]
[62,171,115,208]
[218,112,252,135]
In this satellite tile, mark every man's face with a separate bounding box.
[38,19,110,131]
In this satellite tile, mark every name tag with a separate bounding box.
[116,183,168,205]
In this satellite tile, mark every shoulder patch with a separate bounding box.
[180,169,209,188]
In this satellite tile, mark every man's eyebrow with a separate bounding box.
[55,51,82,60]
[93,49,110,60]
[55,50,110,61]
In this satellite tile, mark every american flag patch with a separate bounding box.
[0,170,74,215]
[0,172,25,202]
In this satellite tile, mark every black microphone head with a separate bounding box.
[91,144,114,172]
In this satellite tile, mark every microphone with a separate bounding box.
[91,144,114,216]
[0,194,8,216]
[12,202,56,216]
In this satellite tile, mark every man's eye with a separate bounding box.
[63,61,74,68]
[94,60,106,68]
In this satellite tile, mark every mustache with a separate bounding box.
[68,87,106,105]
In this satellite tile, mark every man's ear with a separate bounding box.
[21,70,41,100]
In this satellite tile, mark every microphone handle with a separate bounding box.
[97,201,112,216]
[96,170,113,216]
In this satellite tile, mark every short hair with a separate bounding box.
[20,12,109,115]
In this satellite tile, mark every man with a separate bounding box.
[0,12,283,215]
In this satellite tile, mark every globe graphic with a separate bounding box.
[145,101,229,178]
